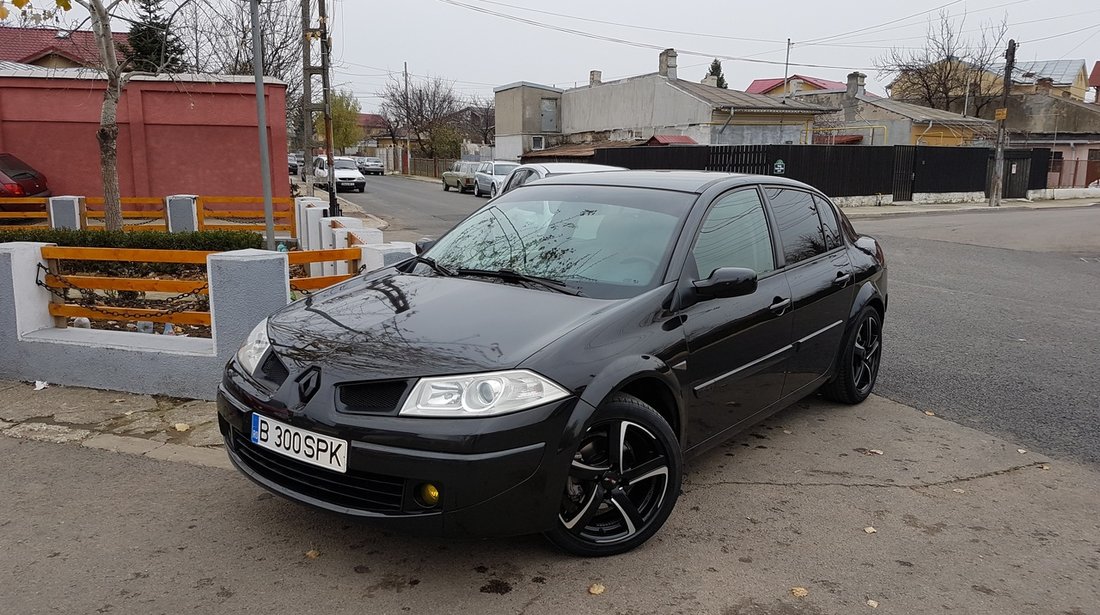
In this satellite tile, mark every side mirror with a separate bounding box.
[415,238,436,255]
[693,267,757,300]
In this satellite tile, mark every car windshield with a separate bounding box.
[334,160,358,169]
[423,185,693,299]
[493,164,518,176]
[366,158,382,164]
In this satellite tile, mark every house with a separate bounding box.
[1089,61,1100,102]
[0,25,128,68]
[994,60,1091,101]
[495,49,835,160]
[795,72,994,146]
[746,74,849,97]
[890,57,1092,108]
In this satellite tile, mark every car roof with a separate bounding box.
[530,170,819,194]
[526,163,627,174]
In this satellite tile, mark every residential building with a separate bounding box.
[495,49,835,160]
[994,60,1091,101]
[795,72,994,146]
[890,57,1092,108]
[0,25,128,68]
[746,74,849,97]
[1089,62,1100,103]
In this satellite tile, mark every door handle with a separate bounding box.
[769,297,791,314]
[834,271,852,286]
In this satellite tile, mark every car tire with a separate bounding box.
[544,393,682,557]
[358,185,365,193]
[473,182,482,198]
[820,305,883,405]
[443,181,450,192]
[490,184,498,199]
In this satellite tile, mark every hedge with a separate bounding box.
[0,229,263,251]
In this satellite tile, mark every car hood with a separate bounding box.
[268,272,612,381]
[333,168,361,179]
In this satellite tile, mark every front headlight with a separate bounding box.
[399,369,570,417]
[235,319,270,376]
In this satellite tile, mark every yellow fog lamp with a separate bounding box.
[416,483,440,507]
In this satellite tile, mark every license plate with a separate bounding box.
[339,182,354,186]
[250,414,348,473]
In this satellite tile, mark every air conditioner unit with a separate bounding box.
[531,135,545,150]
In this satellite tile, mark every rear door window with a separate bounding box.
[765,188,828,266]
[812,195,843,250]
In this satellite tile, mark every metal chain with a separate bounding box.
[36,263,209,321]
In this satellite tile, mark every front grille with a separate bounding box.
[337,380,409,415]
[232,431,405,512]
[259,353,289,387]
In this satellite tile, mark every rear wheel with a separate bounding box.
[821,306,882,404]
[545,394,682,557]
[443,180,450,191]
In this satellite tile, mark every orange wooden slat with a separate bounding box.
[0,224,50,229]
[86,210,164,219]
[200,223,292,232]
[201,210,293,218]
[289,274,353,290]
[0,197,48,205]
[41,246,213,264]
[0,212,48,219]
[44,274,207,294]
[48,303,211,326]
[286,248,362,264]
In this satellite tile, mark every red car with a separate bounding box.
[0,153,50,210]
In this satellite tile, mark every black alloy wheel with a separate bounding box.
[822,306,882,404]
[546,394,682,557]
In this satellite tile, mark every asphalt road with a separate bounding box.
[854,206,1100,466]
[338,175,487,242]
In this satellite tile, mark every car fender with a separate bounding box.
[849,278,886,321]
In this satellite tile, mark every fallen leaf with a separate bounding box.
[34,381,49,391]
[1017,449,1028,454]
[867,599,879,608]
[790,587,809,598]
[174,423,191,432]
[588,583,605,595]
[1041,464,1051,471]
[863,526,877,534]
[923,411,935,416]
[783,430,792,434]
[869,449,884,455]
[952,488,965,494]
[305,549,321,559]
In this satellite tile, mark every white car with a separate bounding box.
[309,156,366,193]
[473,160,520,198]
[496,163,627,197]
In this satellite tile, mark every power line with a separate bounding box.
[797,0,966,44]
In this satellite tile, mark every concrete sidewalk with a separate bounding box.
[844,197,1098,219]
[1,379,1098,613]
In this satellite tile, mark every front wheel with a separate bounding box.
[443,181,450,192]
[473,182,482,197]
[821,305,883,404]
[544,394,682,557]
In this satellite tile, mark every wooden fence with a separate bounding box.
[40,245,361,328]
[0,197,50,230]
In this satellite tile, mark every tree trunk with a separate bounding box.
[98,80,123,232]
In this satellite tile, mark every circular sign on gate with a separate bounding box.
[773,159,786,175]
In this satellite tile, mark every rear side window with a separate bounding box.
[765,188,828,265]
[0,154,36,177]
[691,188,775,277]
[812,195,843,249]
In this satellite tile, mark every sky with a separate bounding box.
[324,0,1099,112]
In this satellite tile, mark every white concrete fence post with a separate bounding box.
[165,195,199,233]
[0,242,55,355]
[47,196,84,230]
[207,249,291,364]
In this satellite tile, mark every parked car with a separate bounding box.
[472,160,519,198]
[288,154,299,175]
[310,156,366,193]
[356,157,385,176]
[441,161,479,193]
[0,153,50,210]
[497,163,626,197]
[218,171,888,556]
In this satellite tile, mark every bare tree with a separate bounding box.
[463,95,495,145]
[876,11,1008,116]
[380,76,462,158]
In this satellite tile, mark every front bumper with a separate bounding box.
[217,368,592,538]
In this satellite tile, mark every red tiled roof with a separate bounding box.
[1089,61,1100,88]
[0,25,128,67]
[646,135,697,145]
[358,113,386,129]
[746,74,848,94]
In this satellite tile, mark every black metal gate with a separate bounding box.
[892,145,916,201]
[986,151,1033,198]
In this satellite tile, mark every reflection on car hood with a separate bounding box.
[268,273,611,380]
[333,169,361,179]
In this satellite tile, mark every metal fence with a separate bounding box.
[1047,158,1100,189]
[410,158,459,179]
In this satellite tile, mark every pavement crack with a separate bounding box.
[684,462,1046,493]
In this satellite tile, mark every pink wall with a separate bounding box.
[0,74,289,205]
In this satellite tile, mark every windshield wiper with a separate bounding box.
[454,268,581,296]
[410,255,455,277]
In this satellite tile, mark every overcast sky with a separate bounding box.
[325,0,1098,112]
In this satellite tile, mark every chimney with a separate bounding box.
[701,75,718,87]
[1036,77,1054,95]
[846,71,866,99]
[589,70,602,86]
[659,48,678,80]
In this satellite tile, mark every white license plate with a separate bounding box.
[339,182,355,186]
[250,414,348,473]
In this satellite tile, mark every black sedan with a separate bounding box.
[218,171,887,556]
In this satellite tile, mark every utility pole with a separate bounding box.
[318,0,339,216]
[782,38,791,96]
[404,61,411,175]
[989,38,1016,208]
[301,0,315,197]
[249,0,275,250]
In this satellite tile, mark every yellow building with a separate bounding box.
[890,58,1091,104]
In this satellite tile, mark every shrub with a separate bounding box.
[0,229,263,251]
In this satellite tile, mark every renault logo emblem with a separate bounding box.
[297,367,321,403]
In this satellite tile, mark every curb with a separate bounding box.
[845,201,1099,219]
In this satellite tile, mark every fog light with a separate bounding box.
[417,483,440,507]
